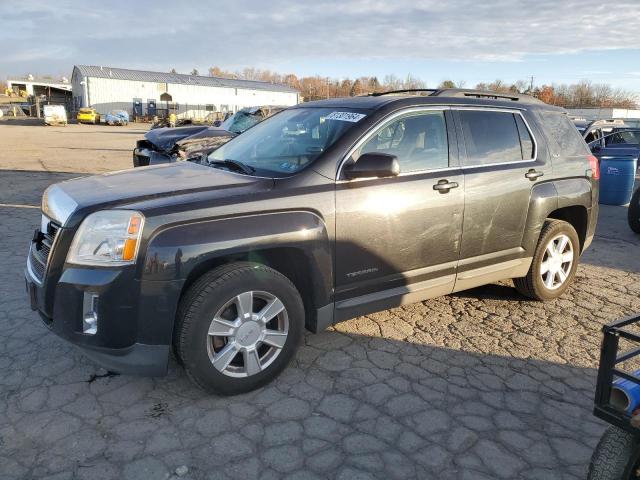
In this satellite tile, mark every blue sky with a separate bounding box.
[2,0,639,93]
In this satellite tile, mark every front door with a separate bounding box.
[452,108,551,291]
[334,108,464,320]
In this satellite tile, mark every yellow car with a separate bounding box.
[77,108,100,124]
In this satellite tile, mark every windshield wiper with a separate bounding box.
[207,158,255,175]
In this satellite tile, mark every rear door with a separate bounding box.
[452,108,550,291]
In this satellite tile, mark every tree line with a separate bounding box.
[175,66,638,108]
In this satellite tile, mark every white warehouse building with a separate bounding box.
[71,65,299,119]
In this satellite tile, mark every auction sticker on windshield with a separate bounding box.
[325,112,367,122]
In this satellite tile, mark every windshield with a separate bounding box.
[222,110,261,134]
[208,107,368,176]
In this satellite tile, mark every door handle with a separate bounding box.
[433,179,459,193]
[525,169,544,181]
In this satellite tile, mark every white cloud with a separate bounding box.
[1,0,639,73]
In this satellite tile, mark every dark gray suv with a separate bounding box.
[26,89,599,394]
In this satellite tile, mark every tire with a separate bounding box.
[588,426,640,480]
[175,262,304,395]
[514,219,580,301]
[628,188,640,234]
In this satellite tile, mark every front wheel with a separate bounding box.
[175,263,304,395]
[628,188,640,234]
[588,426,640,479]
[514,219,580,301]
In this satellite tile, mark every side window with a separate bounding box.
[355,110,449,172]
[539,111,590,157]
[458,111,522,166]
[515,114,535,160]
[608,131,640,145]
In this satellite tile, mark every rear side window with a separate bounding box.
[540,112,590,157]
[458,111,525,166]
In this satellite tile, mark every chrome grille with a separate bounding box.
[28,217,60,283]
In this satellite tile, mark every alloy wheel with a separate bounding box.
[206,290,289,378]
[539,234,574,290]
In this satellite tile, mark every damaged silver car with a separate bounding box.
[132,106,286,167]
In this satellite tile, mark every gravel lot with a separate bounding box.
[1,123,640,479]
[0,120,146,173]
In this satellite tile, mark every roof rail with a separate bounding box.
[367,88,544,105]
[432,88,544,104]
[368,89,438,97]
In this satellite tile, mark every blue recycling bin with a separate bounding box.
[599,155,638,206]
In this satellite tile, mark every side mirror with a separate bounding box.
[343,152,400,180]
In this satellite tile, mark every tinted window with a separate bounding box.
[356,110,449,172]
[459,111,522,166]
[515,114,535,159]
[607,130,640,145]
[540,112,590,157]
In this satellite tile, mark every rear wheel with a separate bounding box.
[175,263,304,395]
[588,426,640,479]
[514,219,580,301]
[628,188,640,234]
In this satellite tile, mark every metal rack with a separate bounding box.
[594,313,640,433]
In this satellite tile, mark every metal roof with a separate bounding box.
[73,65,298,94]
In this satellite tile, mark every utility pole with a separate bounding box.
[529,75,534,93]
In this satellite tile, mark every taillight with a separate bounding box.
[588,155,600,180]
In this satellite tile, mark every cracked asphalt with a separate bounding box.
[2,165,640,479]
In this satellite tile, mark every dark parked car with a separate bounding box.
[26,89,599,395]
[575,118,628,144]
[630,189,640,234]
[587,128,640,156]
[132,106,286,167]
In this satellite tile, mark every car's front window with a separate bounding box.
[224,111,261,134]
[208,107,368,176]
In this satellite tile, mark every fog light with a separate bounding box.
[82,293,99,335]
[83,312,98,335]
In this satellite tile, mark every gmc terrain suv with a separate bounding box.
[26,89,599,395]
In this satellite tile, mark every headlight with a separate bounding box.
[67,210,144,266]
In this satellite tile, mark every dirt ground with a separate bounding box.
[0,119,148,174]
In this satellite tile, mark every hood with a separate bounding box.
[176,128,236,157]
[43,161,273,227]
[145,125,210,151]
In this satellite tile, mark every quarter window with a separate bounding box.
[355,110,449,172]
[539,111,590,157]
[459,110,525,166]
[515,114,535,160]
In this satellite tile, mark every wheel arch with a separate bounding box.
[142,211,334,334]
[179,247,326,332]
[523,178,594,254]
[547,205,589,252]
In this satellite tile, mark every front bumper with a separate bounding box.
[132,148,173,168]
[25,256,181,376]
